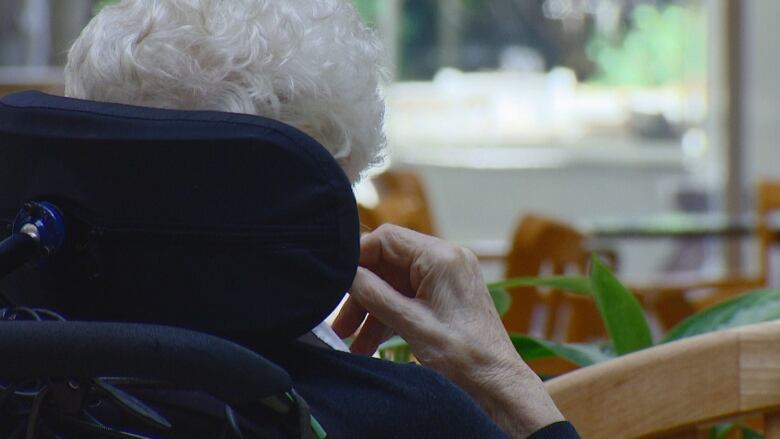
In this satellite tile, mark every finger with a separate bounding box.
[359,225,441,295]
[331,296,367,339]
[349,267,428,337]
[351,268,448,359]
[349,315,394,356]
[359,224,437,271]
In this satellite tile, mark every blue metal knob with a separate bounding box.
[11,201,66,259]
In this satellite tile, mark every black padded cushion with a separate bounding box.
[0,91,360,342]
[0,321,292,404]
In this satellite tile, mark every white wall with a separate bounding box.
[744,1,780,183]
[407,160,689,281]
[416,164,685,242]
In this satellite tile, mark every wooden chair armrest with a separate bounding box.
[546,321,780,438]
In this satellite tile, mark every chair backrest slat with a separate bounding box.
[757,181,780,284]
[764,411,780,439]
[663,429,700,439]
[503,214,605,342]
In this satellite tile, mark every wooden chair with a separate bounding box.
[757,180,780,286]
[502,214,607,343]
[546,320,780,439]
[357,169,437,236]
[639,180,780,330]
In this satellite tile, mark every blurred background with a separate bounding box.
[1,0,778,294]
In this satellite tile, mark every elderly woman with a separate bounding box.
[65,1,575,438]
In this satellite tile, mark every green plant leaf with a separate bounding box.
[709,423,764,439]
[663,288,780,343]
[487,276,592,295]
[377,336,413,363]
[742,427,764,439]
[710,423,736,439]
[510,334,615,367]
[378,335,408,351]
[93,0,120,14]
[488,286,512,316]
[590,255,653,355]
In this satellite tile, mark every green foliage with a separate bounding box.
[487,276,592,295]
[352,0,378,26]
[503,259,780,392]
[510,256,651,364]
[589,256,653,355]
[586,4,706,86]
[663,288,780,343]
[710,422,734,439]
[710,423,765,439]
[743,427,765,439]
[488,286,512,317]
[510,334,614,367]
[378,335,412,363]
[93,0,119,15]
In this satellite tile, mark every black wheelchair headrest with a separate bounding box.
[0,91,360,342]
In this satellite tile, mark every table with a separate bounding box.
[581,213,762,240]
[464,212,780,262]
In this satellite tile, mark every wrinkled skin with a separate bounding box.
[333,225,565,439]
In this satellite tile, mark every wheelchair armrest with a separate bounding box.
[0,321,291,406]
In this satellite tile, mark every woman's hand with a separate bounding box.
[332,224,564,438]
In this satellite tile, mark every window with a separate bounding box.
[356,0,709,169]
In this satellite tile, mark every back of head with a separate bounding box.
[65,0,386,182]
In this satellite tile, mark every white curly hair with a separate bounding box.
[65,0,386,182]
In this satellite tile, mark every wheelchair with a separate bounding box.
[0,90,359,438]
[0,91,509,439]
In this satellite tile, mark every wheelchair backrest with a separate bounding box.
[0,91,360,342]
